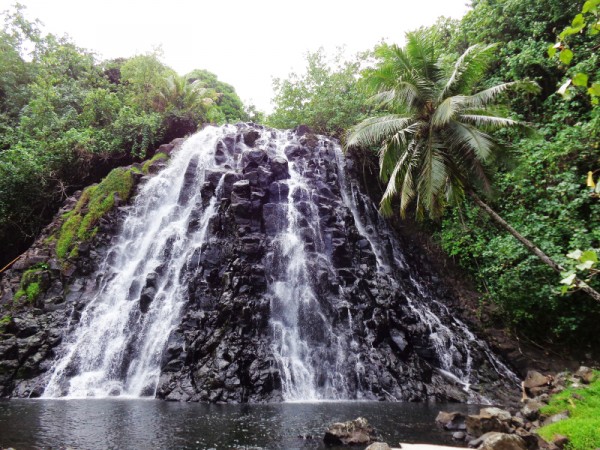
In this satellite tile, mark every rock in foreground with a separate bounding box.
[324,417,377,446]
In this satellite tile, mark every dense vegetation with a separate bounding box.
[0,5,249,267]
[269,0,600,349]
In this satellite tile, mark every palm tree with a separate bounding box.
[156,74,215,117]
[346,31,600,303]
[155,74,218,142]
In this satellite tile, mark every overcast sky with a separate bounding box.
[2,0,470,112]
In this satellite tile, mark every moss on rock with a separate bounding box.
[54,167,138,261]
[142,152,168,174]
[13,264,48,305]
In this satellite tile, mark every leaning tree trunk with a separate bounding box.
[468,191,600,303]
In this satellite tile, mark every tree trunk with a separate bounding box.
[468,191,600,303]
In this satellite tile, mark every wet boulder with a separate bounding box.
[222,172,242,199]
[523,370,551,397]
[466,408,513,437]
[263,203,286,235]
[520,399,544,421]
[478,432,527,450]
[140,286,156,313]
[268,181,289,203]
[243,129,261,147]
[574,366,595,384]
[231,180,251,203]
[284,144,309,159]
[435,411,466,431]
[242,149,268,169]
[270,156,289,180]
[323,417,377,446]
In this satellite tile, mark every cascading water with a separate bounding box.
[334,145,519,401]
[266,132,351,401]
[39,123,518,403]
[43,127,233,398]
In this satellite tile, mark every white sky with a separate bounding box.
[2,0,470,113]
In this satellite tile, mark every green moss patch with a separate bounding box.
[0,315,11,333]
[54,167,138,260]
[142,152,168,174]
[13,264,48,304]
[537,372,600,449]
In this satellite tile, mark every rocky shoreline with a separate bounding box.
[436,366,596,449]
[319,366,596,449]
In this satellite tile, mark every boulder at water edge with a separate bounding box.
[323,417,377,446]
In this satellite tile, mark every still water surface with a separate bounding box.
[0,400,478,449]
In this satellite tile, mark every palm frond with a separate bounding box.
[448,121,495,163]
[346,115,414,149]
[432,95,467,128]
[459,114,520,129]
[439,43,498,99]
[464,80,539,108]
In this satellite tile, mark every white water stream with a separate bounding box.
[44,127,232,398]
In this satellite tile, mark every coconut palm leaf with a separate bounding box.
[347,32,529,219]
[346,115,414,148]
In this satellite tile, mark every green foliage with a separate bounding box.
[119,51,175,112]
[537,372,600,449]
[549,0,600,103]
[268,48,370,138]
[0,5,249,267]
[438,111,600,343]
[560,249,599,292]
[185,69,248,123]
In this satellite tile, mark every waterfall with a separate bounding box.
[43,127,232,398]
[41,123,517,403]
[335,146,519,399]
[266,131,350,401]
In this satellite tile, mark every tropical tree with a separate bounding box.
[268,48,371,138]
[346,31,600,303]
[156,74,217,142]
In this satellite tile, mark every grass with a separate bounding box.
[54,167,137,260]
[537,372,600,449]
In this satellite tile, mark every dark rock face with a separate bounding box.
[0,124,517,403]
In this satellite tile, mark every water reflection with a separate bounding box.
[0,400,479,449]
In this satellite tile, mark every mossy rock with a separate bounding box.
[142,152,169,174]
[0,315,11,332]
[13,265,50,305]
[54,166,139,261]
